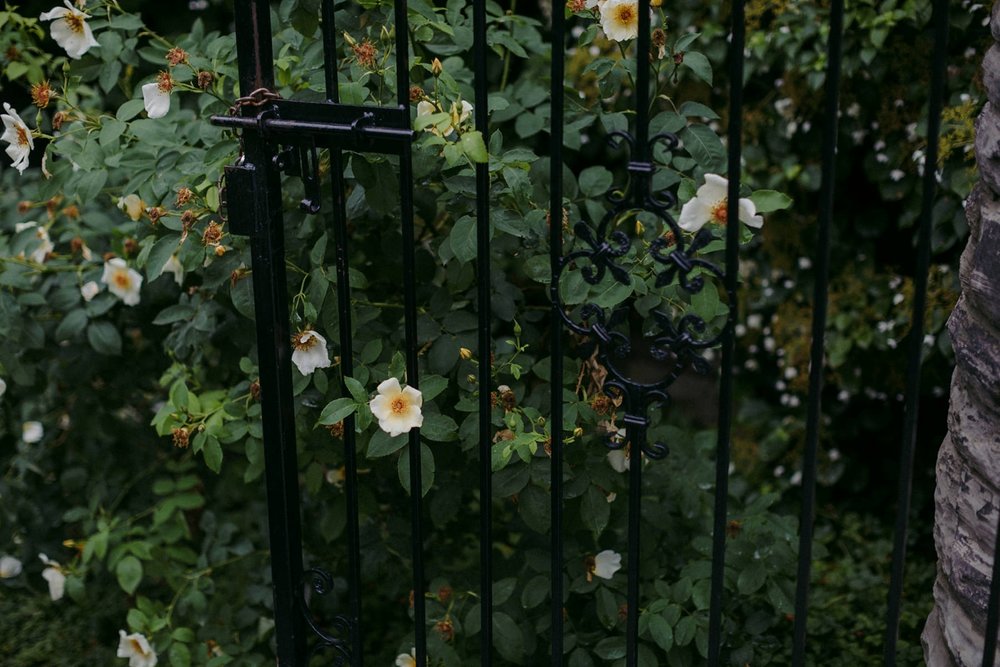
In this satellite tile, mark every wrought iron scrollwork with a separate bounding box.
[299,567,352,665]
[552,128,730,461]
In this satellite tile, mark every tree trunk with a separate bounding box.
[923,4,1000,663]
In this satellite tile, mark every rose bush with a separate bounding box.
[0,0,981,665]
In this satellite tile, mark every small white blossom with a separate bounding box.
[40,1,100,59]
[607,448,630,473]
[0,378,6,398]
[678,174,763,233]
[890,169,905,182]
[117,630,158,667]
[117,194,144,222]
[828,448,841,462]
[370,378,423,437]
[395,648,416,667]
[0,555,23,578]
[39,554,65,601]
[141,83,170,119]
[600,0,639,41]
[290,330,331,375]
[2,103,33,174]
[790,470,803,486]
[22,421,44,443]
[80,281,100,302]
[162,254,184,286]
[102,258,143,306]
[593,549,622,580]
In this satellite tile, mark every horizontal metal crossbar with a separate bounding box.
[210,99,413,154]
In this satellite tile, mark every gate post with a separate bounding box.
[232,0,307,663]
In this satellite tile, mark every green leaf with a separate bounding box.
[397,442,435,496]
[581,485,610,536]
[750,189,794,213]
[419,374,448,402]
[648,613,674,652]
[492,611,524,662]
[117,99,146,121]
[421,413,458,441]
[203,438,223,473]
[344,376,368,404]
[367,430,408,457]
[678,101,719,120]
[87,321,122,355]
[593,637,626,660]
[318,398,357,425]
[169,642,192,667]
[116,555,143,595]
[55,309,88,341]
[461,130,489,163]
[682,51,712,85]
[449,215,478,263]
[679,124,726,173]
[578,166,613,197]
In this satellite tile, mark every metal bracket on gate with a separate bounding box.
[274,141,322,214]
[221,161,260,236]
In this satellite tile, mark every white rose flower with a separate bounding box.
[162,254,184,286]
[40,1,100,59]
[416,100,437,119]
[2,102,34,174]
[395,648,416,667]
[117,629,158,667]
[0,555,23,578]
[80,281,101,302]
[593,549,622,580]
[677,173,764,233]
[141,80,171,119]
[607,448,630,473]
[117,194,145,222]
[370,378,423,437]
[101,258,143,306]
[600,0,639,41]
[0,378,6,398]
[38,553,65,601]
[290,330,331,375]
[22,421,44,443]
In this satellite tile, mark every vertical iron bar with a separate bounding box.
[883,0,948,662]
[234,0,306,664]
[549,0,566,663]
[625,418,643,667]
[321,2,364,663]
[707,0,745,663]
[472,1,493,664]
[791,0,844,662]
[321,0,338,100]
[331,162,365,665]
[983,519,1000,667]
[391,2,427,663]
[625,5,651,666]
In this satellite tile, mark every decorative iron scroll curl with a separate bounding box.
[551,129,729,460]
[299,567,353,665]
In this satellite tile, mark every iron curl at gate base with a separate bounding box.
[551,129,729,459]
[298,567,352,665]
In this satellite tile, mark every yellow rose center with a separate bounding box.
[615,4,635,25]
[65,13,86,35]
[710,199,728,225]
[293,333,317,350]
[391,396,407,414]
[114,272,132,290]
[129,638,147,655]
[15,125,29,148]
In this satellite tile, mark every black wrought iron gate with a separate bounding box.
[208,0,978,665]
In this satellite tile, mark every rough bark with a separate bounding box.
[922,6,1000,662]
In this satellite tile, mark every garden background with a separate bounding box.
[0,0,988,665]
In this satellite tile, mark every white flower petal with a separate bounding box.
[141,82,170,119]
[416,100,436,117]
[677,197,711,233]
[162,255,184,286]
[22,421,44,443]
[291,331,331,375]
[42,566,65,600]
[0,378,6,398]
[593,549,622,579]
[607,449,629,473]
[600,0,639,41]
[698,173,729,202]
[738,197,764,228]
[118,629,158,667]
[80,281,100,302]
[1,103,33,174]
[0,555,23,578]
[377,377,402,396]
